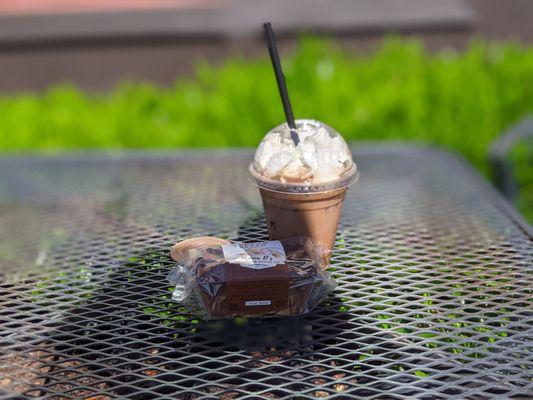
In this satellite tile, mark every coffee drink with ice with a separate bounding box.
[250,119,357,257]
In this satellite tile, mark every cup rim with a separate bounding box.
[249,162,358,193]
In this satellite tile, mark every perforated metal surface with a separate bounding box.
[0,146,531,400]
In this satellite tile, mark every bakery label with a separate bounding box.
[221,241,286,269]
[245,300,272,306]
[226,263,289,314]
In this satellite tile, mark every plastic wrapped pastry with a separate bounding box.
[167,237,335,319]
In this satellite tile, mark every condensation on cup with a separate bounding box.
[250,119,358,259]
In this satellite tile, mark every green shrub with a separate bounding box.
[1,37,532,220]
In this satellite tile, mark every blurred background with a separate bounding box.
[0,0,532,221]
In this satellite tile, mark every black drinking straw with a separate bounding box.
[263,22,300,146]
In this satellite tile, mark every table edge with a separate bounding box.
[1,144,530,238]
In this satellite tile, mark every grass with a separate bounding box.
[1,37,532,219]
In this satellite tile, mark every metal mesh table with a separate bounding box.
[0,145,531,399]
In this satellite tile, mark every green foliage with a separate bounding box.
[1,37,532,219]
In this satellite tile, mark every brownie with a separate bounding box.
[183,237,335,319]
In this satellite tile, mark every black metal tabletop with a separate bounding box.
[0,145,531,400]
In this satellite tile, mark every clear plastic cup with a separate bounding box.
[250,119,358,253]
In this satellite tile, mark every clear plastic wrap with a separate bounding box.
[167,237,336,319]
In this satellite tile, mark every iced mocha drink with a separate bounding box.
[250,119,357,255]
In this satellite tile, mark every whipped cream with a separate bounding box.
[252,119,355,184]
